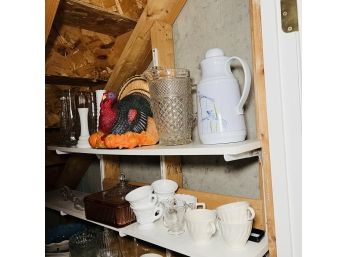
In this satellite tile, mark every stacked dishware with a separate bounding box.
[216,201,255,249]
[124,179,255,248]
[125,185,162,229]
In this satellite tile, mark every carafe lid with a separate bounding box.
[205,48,225,58]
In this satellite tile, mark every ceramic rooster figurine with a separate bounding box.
[98,92,153,134]
[90,91,158,149]
[110,94,152,134]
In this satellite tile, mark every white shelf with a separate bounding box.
[47,139,261,161]
[119,221,267,257]
[46,190,268,257]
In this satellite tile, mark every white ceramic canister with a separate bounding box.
[197,48,251,144]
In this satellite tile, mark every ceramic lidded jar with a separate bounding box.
[197,48,251,144]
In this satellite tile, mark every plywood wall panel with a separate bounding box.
[46,25,130,80]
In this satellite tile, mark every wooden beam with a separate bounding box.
[45,75,107,87]
[250,0,277,256]
[105,0,187,92]
[45,0,60,43]
[150,20,175,67]
[108,30,132,67]
[150,20,183,187]
[160,156,183,187]
[115,0,147,20]
[102,155,120,190]
[55,0,137,37]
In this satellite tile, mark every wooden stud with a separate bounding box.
[108,31,132,67]
[249,0,277,256]
[150,20,183,187]
[102,155,120,190]
[105,0,187,92]
[150,20,175,68]
[45,0,60,43]
[114,0,124,15]
[160,156,183,188]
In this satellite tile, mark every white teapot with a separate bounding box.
[197,48,251,144]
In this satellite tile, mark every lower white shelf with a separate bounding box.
[119,220,268,257]
[46,190,268,257]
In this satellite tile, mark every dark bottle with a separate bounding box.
[60,89,77,146]
[87,91,98,134]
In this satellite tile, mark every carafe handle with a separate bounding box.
[225,57,251,114]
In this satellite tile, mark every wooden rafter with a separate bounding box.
[45,0,61,43]
[105,0,187,92]
[55,0,137,37]
[150,20,183,188]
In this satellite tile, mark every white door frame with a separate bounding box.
[259,0,301,256]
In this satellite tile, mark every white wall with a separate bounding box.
[260,0,302,256]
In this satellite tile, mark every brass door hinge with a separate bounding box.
[281,0,299,33]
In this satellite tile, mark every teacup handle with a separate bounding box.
[151,206,163,222]
[149,193,158,205]
[196,202,206,209]
[247,207,255,220]
[207,222,216,236]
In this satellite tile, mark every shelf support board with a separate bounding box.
[223,149,261,162]
[55,149,69,155]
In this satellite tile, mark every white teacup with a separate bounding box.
[185,209,217,243]
[174,194,206,209]
[218,220,252,249]
[125,185,158,208]
[151,179,178,202]
[216,201,255,223]
[132,203,163,228]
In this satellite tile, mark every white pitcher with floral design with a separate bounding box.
[197,48,251,144]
